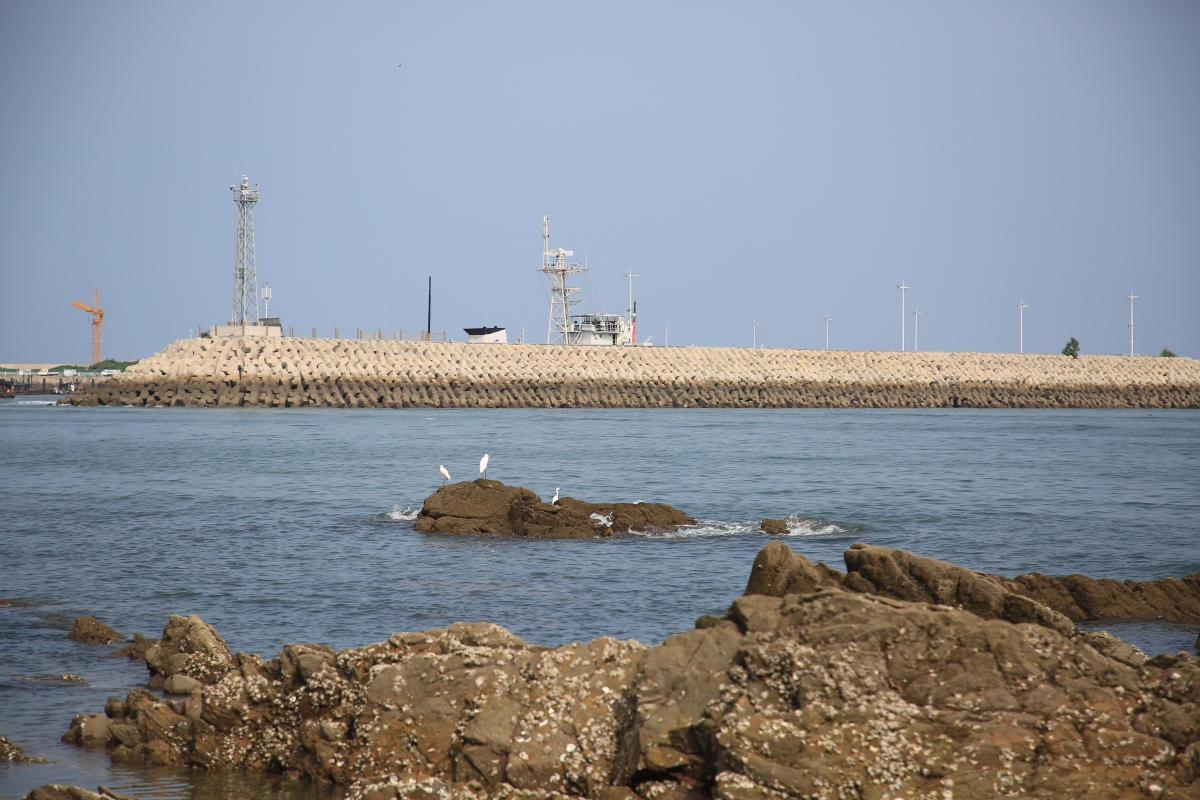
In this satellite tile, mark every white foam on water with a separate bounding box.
[780,516,855,537]
[387,503,419,521]
[635,517,857,539]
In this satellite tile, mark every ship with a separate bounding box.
[537,216,636,346]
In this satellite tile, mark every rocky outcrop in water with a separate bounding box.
[111,633,158,661]
[68,616,124,644]
[414,480,695,538]
[23,786,135,800]
[1004,569,1200,623]
[1,734,46,762]
[60,543,1200,799]
[747,539,1200,627]
[759,518,800,535]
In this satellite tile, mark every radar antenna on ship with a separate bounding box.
[537,216,587,344]
[536,216,633,346]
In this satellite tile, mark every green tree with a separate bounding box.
[1161,348,1177,358]
[1062,337,1080,358]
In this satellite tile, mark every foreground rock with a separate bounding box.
[415,479,695,538]
[61,544,1200,799]
[68,616,124,644]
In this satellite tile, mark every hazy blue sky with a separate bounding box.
[2,1,1198,363]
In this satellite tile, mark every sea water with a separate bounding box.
[2,402,1198,798]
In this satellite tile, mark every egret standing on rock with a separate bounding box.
[439,465,451,484]
[479,453,489,479]
[551,487,560,505]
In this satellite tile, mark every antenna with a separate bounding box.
[426,276,432,341]
[230,176,260,326]
[1127,292,1138,356]
[896,279,910,351]
[262,283,271,318]
[623,271,638,344]
[912,307,922,352]
[537,216,587,344]
[823,315,833,350]
[1017,301,1027,354]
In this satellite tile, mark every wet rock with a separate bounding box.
[68,616,124,644]
[415,479,695,539]
[759,517,813,535]
[23,787,135,800]
[143,614,235,686]
[1,734,47,762]
[61,713,111,746]
[758,518,789,535]
[111,633,158,661]
[20,673,87,684]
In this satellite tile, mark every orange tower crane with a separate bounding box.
[70,290,105,366]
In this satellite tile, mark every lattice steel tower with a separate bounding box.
[230,176,260,325]
[537,215,587,344]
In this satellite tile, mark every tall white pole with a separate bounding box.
[823,315,832,350]
[623,271,638,344]
[896,280,910,351]
[1017,301,1026,354]
[912,308,921,352]
[1127,293,1137,356]
[664,324,670,346]
[751,321,759,349]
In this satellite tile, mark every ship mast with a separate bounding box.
[537,216,588,344]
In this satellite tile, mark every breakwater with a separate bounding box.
[63,337,1200,408]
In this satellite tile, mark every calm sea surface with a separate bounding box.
[2,401,1199,798]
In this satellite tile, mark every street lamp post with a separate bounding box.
[1127,293,1138,356]
[1018,301,1027,354]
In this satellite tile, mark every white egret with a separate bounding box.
[551,487,560,505]
[479,453,489,479]
[439,465,451,484]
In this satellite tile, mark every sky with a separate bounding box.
[1,1,1198,363]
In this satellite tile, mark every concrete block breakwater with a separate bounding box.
[64,337,1200,409]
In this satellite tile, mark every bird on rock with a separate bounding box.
[479,453,489,479]
[551,487,560,505]
[439,465,451,484]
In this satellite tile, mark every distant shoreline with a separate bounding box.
[62,337,1200,409]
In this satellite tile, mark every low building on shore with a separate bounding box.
[464,326,507,343]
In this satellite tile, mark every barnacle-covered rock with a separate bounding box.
[63,543,1200,799]
[143,614,235,687]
